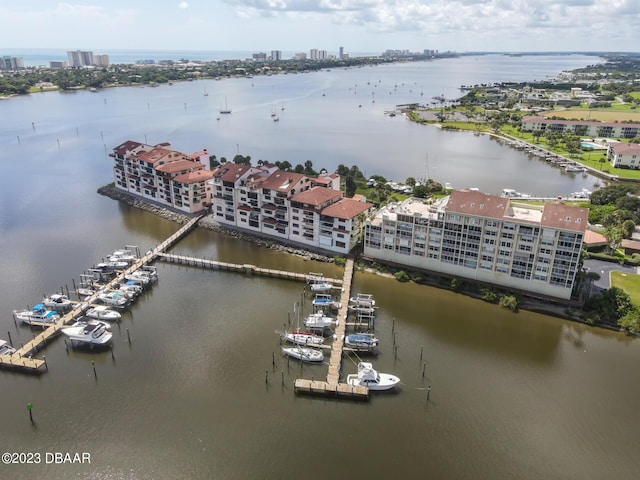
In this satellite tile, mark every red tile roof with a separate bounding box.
[173,169,214,184]
[261,171,306,192]
[155,159,201,174]
[541,202,588,232]
[291,186,342,206]
[446,190,509,219]
[610,143,640,155]
[322,198,374,220]
[212,163,252,183]
[113,140,145,156]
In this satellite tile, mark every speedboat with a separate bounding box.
[312,294,336,308]
[77,287,95,297]
[124,271,153,286]
[281,345,324,363]
[349,304,376,315]
[97,260,129,270]
[97,290,129,308]
[108,249,136,263]
[283,331,325,346]
[13,304,60,325]
[309,281,334,292]
[85,306,121,321]
[349,293,375,307]
[61,320,113,348]
[114,282,142,299]
[346,362,400,391]
[344,333,379,350]
[43,293,72,311]
[304,311,337,329]
[0,339,16,356]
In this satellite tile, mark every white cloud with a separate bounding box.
[179,1,189,9]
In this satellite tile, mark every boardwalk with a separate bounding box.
[0,215,203,374]
[157,253,343,287]
[294,258,370,400]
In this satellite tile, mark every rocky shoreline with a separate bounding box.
[97,184,335,263]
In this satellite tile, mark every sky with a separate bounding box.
[1,1,639,55]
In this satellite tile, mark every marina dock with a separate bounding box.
[0,215,204,373]
[294,258,370,400]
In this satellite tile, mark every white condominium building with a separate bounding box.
[209,164,373,254]
[110,140,214,214]
[364,190,588,301]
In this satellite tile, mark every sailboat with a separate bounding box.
[219,96,231,114]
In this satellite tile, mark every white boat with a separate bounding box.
[108,249,136,263]
[61,320,113,348]
[0,339,16,356]
[13,304,60,325]
[219,96,232,114]
[304,311,337,329]
[346,362,400,391]
[43,293,72,310]
[114,282,142,299]
[283,331,325,346]
[349,293,375,307]
[348,304,376,315]
[344,333,379,350]
[85,306,121,321]
[97,291,129,308]
[309,281,334,292]
[312,294,336,308]
[77,287,95,297]
[97,260,129,269]
[565,165,586,172]
[281,345,324,363]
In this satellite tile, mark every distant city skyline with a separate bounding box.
[0,1,638,53]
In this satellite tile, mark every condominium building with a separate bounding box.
[209,164,373,254]
[364,190,588,301]
[110,141,214,214]
[521,116,640,139]
[67,50,94,67]
[607,142,640,169]
[270,50,282,61]
[0,56,24,69]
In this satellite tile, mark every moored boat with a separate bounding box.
[349,293,375,307]
[312,294,338,308]
[43,293,72,311]
[304,311,337,329]
[344,333,379,350]
[0,339,16,356]
[61,320,113,348]
[97,291,129,308]
[346,362,400,391]
[13,304,60,325]
[85,306,121,321]
[281,345,324,363]
[283,331,325,346]
[309,281,334,292]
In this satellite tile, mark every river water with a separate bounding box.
[1,54,639,480]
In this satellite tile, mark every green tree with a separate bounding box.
[618,308,640,335]
[405,177,416,186]
[303,160,316,176]
[345,175,357,197]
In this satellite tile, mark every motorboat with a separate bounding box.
[85,306,121,321]
[96,291,129,308]
[77,287,95,297]
[0,339,16,356]
[109,249,136,263]
[42,293,72,311]
[348,304,376,315]
[68,317,112,330]
[344,333,379,350]
[113,281,142,299]
[283,331,325,346]
[281,345,324,363]
[61,320,113,348]
[304,311,337,329]
[312,294,336,308]
[309,281,334,292]
[13,304,60,325]
[97,260,129,270]
[124,270,154,286]
[346,362,400,391]
[349,293,375,307]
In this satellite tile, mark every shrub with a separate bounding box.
[333,256,346,266]
[480,287,499,303]
[394,270,410,282]
[450,277,463,291]
[499,294,519,312]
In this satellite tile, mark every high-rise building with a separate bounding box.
[270,50,282,61]
[309,49,318,60]
[252,52,267,61]
[339,46,344,59]
[364,190,588,301]
[318,50,327,60]
[67,50,94,67]
[0,56,24,69]
[94,54,110,67]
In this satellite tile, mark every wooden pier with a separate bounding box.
[294,258,370,400]
[157,253,343,287]
[0,215,204,374]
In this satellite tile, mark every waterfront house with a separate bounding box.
[364,191,588,301]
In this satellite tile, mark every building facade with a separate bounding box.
[364,191,588,301]
[521,116,640,139]
[607,142,640,169]
[209,165,373,254]
[110,141,214,214]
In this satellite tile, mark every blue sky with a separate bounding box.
[1,1,638,55]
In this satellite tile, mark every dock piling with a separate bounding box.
[7,331,12,347]
[420,345,424,360]
[265,370,268,384]
[422,362,426,377]
[92,360,97,379]
[427,385,431,401]
[27,403,33,423]
[126,328,131,344]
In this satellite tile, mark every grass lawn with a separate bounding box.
[611,271,640,307]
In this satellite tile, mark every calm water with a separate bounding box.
[1,55,639,480]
